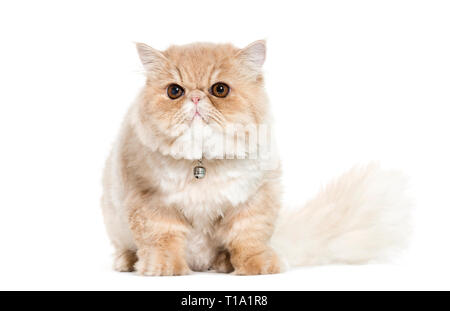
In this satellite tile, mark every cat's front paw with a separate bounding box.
[232,248,282,275]
[135,248,191,276]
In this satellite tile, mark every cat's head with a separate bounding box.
[133,41,271,160]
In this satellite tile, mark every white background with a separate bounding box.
[0,0,449,290]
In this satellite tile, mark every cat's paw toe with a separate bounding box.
[232,249,282,275]
[135,249,191,276]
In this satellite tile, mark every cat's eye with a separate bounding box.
[167,84,184,100]
[210,82,230,98]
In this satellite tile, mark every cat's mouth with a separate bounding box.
[190,110,208,124]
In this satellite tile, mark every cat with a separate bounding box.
[101,40,411,276]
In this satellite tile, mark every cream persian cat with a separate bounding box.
[101,40,410,276]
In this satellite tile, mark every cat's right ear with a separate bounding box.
[135,42,167,73]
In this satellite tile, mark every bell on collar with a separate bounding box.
[193,163,206,179]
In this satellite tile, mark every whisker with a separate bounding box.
[171,106,191,125]
[171,112,184,125]
[208,113,225,128]
[208,110,226,126]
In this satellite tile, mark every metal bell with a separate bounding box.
[193,165,206,179]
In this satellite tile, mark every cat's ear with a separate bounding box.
[236,40,266,74]
[135,42,168,73]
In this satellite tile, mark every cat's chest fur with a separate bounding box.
[148,157,264,270]
[153,158,264,220]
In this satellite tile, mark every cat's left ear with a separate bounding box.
[236,40,266,74]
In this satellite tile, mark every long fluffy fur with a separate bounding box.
[271,164,411,267]
[103,40,411,275]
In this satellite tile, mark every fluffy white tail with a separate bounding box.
[271,164,411,267]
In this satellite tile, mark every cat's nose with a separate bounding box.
[189,90,205,105]
[191,96,200,105]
